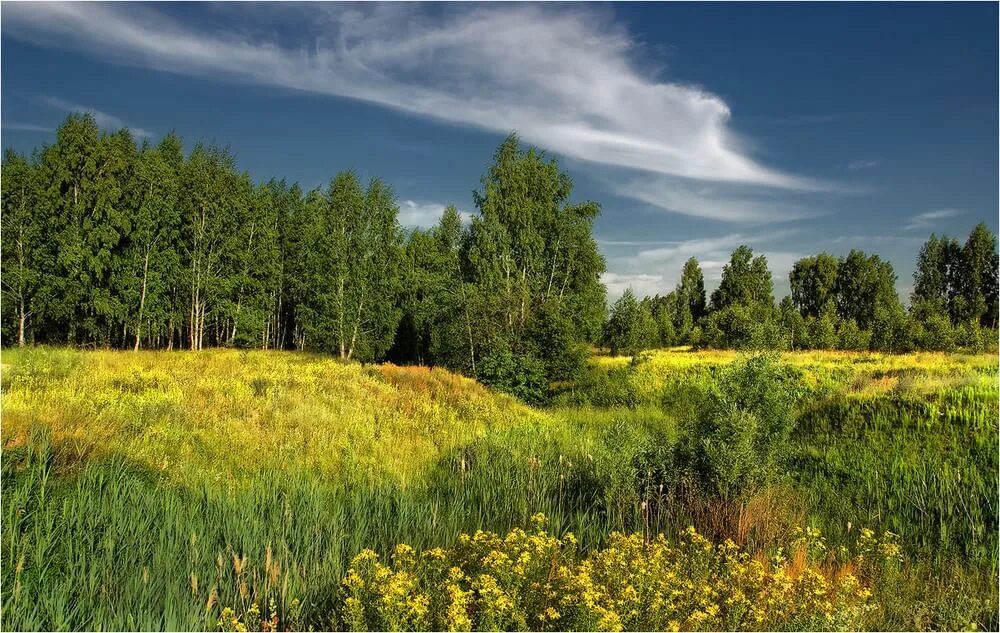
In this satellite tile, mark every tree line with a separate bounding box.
[605,227,998,356]
[2,114,997,396]
[1,115,605,399]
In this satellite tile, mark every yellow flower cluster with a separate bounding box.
[335,519,881,631]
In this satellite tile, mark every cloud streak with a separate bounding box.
[847,158,881,171]
[6,2,817,198]
[619,176,818,222]
[41,96,154,138]
[2,122,53,133]
[904,209,962,231]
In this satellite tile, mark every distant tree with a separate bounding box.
[710,245,774,311]
[298,172,403,360]
[226,179,281,347]
[526,298,589,382]
[647,293,677,346]
[778,296,806,350]
[909,300,956,351]
[678,257,707,321]
[465,133,605,385]
[603,289,656,356]
[703,246,778,348]
[118,136,182,350]
[837,319,871,351]
[390,206,473,368]
[912,235,948,310]
[41,114,102,343]
[833,250,902,331]
[912,234,964,324]
[959,223,998,327]
[806,303,839,350]
[1,151,46,346]
[4,112,995,362]
[985,249,999,330]
[789,253,838,318]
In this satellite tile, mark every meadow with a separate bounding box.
[1,347,997,631]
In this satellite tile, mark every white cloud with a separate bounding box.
[601,272,666,301]
[847,158,881,171]
[619,176,816,222]
[1,122,53,133]
[41,96,154,138]
[5,2,817,195]
[603,230,804,300]
[397,200,471,229]
[904,209,962,231]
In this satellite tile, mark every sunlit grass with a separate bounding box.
[2,348,545,485]
[1,347,996,630]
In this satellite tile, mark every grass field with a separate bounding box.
[2,347,997,630]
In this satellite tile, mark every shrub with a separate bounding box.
[909,311,956,352]
[526,300,589,382]
[674,355,799,501]
[476,347,548,404]
[837,319,871,351]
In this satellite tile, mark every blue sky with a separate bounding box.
[2,2,997,301]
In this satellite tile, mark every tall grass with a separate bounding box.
[1,347,996,630]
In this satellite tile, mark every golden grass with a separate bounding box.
[1,349,547,485]
[594,347,998,400]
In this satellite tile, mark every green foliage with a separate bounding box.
[550,365,641,408]
[524,299,588,382]
[476,346,548,404]
[909,301,957,352]
[837,319,872,351]
[806,304,840,350]
[464,133,605,385]
[701,246,782,350]
[790,253,839,318]
[602,289,656,355]
[295,173,404,360]
[700,303,786,350]
[710,245,774,312]
[1,149,47,346]
[834,250,903,331]
[674,355,799,501]
[4,115,996,362]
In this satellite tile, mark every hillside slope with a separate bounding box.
[2,348,547,485]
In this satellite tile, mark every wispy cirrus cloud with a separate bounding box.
[41,96,154,138]
[1,122,53,133]
[4,1,825,223]
[618,176,818,223]
[904,208,962,231]
[847,158,881,171]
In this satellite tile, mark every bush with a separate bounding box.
[837,319,871,351]
[476,347,548,404]
[912,312,956,352]
[674,355,799,501]
[953,321,986,352]
[700,305,787,351]
[526,300,589,382]
[806,311,839,350]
